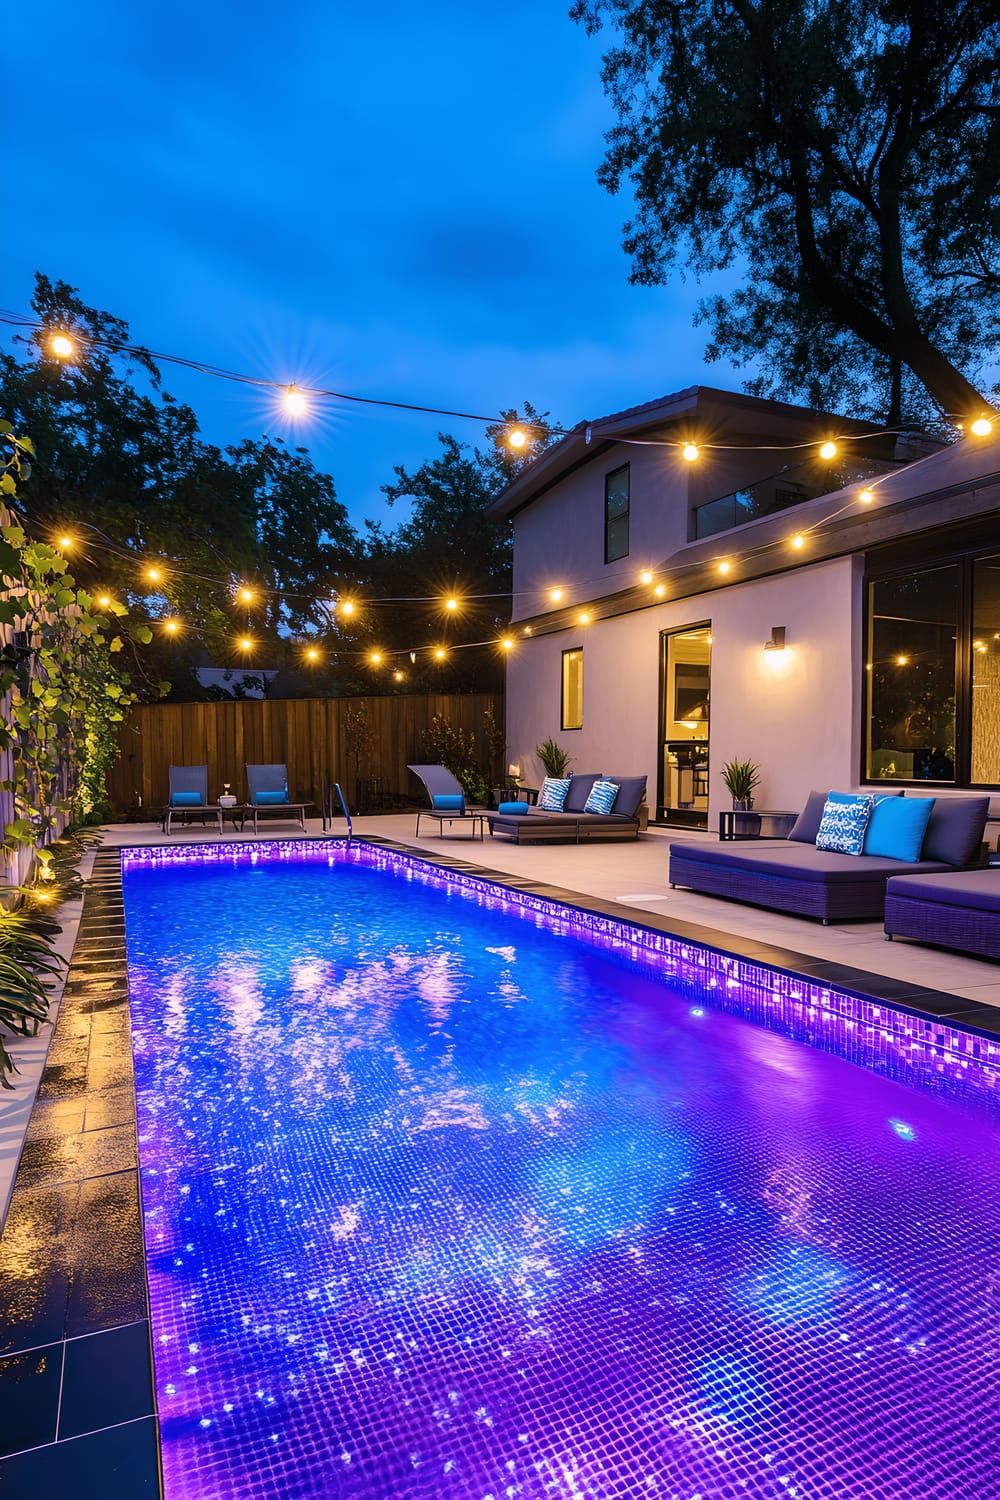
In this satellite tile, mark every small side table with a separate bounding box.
[719,808,797,840]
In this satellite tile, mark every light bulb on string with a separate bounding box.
[508,428,527,449]
[305,646,319,663]
[654,584,666,597]
[57,534,73,551]
[49,333,75,359]
[369,650,383,667]
[393,669,405,682]
[283,384,308,416]
[97,594,111,609]
[578,611,591,625]
[501,638,514,651]
[238,586,254,604]
[164,618,180,635]
[791,534,805,550]
[681,443,699,463]
[859,488,875,504]
[549,587,564,603]
[718,561,731,575]
[338,599,355,618]
[819,440,838,460]
[434,647,447,661]
[146,566,163,584]
[444,596,459,613]
[970,416,993,437]
[238,636,253,652]
[640,570,653,585]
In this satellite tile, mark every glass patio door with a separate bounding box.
[658,625,711,826]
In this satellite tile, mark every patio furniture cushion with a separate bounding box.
[584,778,620,815]
[920,795,990,867]
[433,794,464,811]
[610,775,647,819]
[254,790,288,805]
[563,774,602,812]
[816,792,875,854]
[862,795,935,861]
[497,801,528,815]
[171,791,203,807]
[676,841,953,885]
[886,869,1000,914]
[538,777,571,811]
[789,787,902,843]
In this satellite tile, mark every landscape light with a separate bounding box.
[283,384,308,415]
[970,416,993,437]
[681,443,700,462]
[819,440,838,460]
[49,333,75,359]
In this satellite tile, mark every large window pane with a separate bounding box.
[562,648,583,730]
[605,465,629,563]
[972,554,1000,783]
[867,567,958,782]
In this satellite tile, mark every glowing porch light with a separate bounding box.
[970,416,993,437]
[283,384,308,415]
[819,440,838,460]
[681,442,699,462]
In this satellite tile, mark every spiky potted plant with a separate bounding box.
[721,757,761,811]
[536,738,571,778]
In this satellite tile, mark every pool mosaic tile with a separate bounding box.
[121,839,1000,1498]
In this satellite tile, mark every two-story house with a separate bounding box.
[487,386,1000,828]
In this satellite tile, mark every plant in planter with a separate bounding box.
[536,738,572,778]
[721,757,761,809]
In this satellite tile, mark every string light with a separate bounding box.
[338,600,356,617]
[57,535,73,550]
[718,561,731,575]
[49,333,75,359]
[549,587,564,603]
[971,416,993,437]
[369,650,383,666]
[434,647,447,661]
[239,636,253,651]
[896,654,909,665]
[578,611,591,625]
[791,534,805,550]
[238,586,254,604]
[393,669,405,682]
[639,570,653,585]
[682,443,700,463]
[508,428,527,449]
[96,594,111,608]
[283,384,308,416]
[146,566,163,584]
[819,440,838,459]
[654,584,666,597]
[444,596,459,612]
[501,637,514,650]
[164,618,180,634]
[859,488,875,503]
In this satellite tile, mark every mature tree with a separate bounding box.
[357,406,559,693]
[0,276,359,694]
[572,0,1000,423]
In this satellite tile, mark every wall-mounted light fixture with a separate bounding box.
[764,626,787,652]
[508,762,522,783]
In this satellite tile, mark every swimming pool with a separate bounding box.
[123,839,1000,1499]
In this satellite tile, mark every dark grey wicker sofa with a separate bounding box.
[488,773,646,844]
[884,869,1000,960]
[669,792,990,924]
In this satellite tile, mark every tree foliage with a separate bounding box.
[572,0,1000,422]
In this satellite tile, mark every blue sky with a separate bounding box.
[8,0,748,528]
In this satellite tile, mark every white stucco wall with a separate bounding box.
[505,555,864,822]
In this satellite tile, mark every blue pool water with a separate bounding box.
[122,841,1000,1499]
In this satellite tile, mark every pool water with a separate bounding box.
[122,841,1000,1499]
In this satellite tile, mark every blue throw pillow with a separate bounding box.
[254,790,288,805]
[815,792,875,855]
[497,800,529,815]
[538,776,571,811]
[432,794,464,811]
[584,778,620,814]
[863,796,935,861]
[171,791,203,806]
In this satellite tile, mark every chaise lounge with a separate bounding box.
[487,773,647,844]
[669,790,990,923]
[884,868,1000,959]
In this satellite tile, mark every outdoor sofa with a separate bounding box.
[884,868,1000,960]
[669,790,990,923]
[487,773,646,844]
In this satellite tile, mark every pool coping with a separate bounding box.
[1,831,998,1495]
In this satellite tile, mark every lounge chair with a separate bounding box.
[245,763,311,834]
[407,764,485,839]
[161,765,222,835]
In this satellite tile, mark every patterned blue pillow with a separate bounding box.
[815,792,876,855]
[538,776,571,811]
[584,778,620,815]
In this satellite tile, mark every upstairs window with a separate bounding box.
[605,464,630,562]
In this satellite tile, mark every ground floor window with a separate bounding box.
[562,647,583,730]
[865,548,1000,787]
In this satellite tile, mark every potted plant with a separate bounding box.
[721,757,761,810]
[536,737,571,778]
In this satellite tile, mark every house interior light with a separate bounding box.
[764,625,787,652]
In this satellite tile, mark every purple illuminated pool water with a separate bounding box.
[122,840,1000,1499]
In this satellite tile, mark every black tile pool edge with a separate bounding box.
[0,832,996,1499]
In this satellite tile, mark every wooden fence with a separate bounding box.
[107,693,504,815]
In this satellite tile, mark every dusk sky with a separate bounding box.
[8,1,752,529]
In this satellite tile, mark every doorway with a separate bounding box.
[658,624,711,826]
